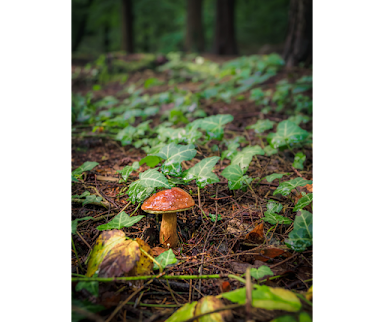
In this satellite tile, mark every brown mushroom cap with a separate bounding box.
[141,187,195,214]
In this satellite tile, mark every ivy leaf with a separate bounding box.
[250,266,274,280]
[266,200,283,213]
[264,173,289,183]
[127,180,154,204]
[293,193,313,211]
[221,164,252,191]
[72,161,99,177]
[274,178,313,196]
[139,169,171,188]
[165,302,197,322]
[292,152,306,170]
[153,249,178,270]
[116,162,140,182]
[263,212,293,225]
[156,143,197,176]
[221,142,239,161]
[267,120,309,149]
[264,146,278,156]
[231,145,264,173]
[246,119,275,134]
[287,114,311,125]
[139,155,162,168]
[96,212,145,231]
[72,191,91,199]
[82,195,103,206]
[189,114,234,140]
[182,156,220,188]
[72,216,94,234]
[286,210,313,252]
[72,299,105,322]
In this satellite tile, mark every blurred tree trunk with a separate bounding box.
[72,0,94,53]
[185,0,204,53]
[283,0,312,67]
[121,0,134,53]
[213,0,237,55]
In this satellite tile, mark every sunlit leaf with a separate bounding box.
[183,156,220,188]
[195,296,233,322]
[274,178,312,196]
[286,210,313,252]
[139,155,162,168]
[96,212,145,231]
[156,143,197,176]
[165,302,197,322]
[86,230,141,277]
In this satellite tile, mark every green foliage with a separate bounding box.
[72,161,99,179]
[293,193,313,211]
[247,119,275,134]
[188,114,234,140]
[231,145,264,173]
[139,168,171,188]
[250,266,274,280]
[286,211,313,252]
[96,212,145,231]
[209,213,222,222]
[75,275,99,297]
[72,216,94,234]
[127,181,154,204]
[156,143,197,176]
[153,249,178,270]
[183,156,220,188]
[262,200,292,225]
[264,146,278,156]
[267,121,309,149]
[265,173,289,183]
[72,191,103,206]
[292,152,306,170]
[139,155,162,168]
[72,299,104,322]
[221,164,252,191]
[165,302,197,322]
[274,178,312,196]
[116,162,140,182]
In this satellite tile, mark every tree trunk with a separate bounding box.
[283,0,312,67]
[185,0,205,53]
[72,0,94,53]
[213,0,237,55]
[121,0,134,53]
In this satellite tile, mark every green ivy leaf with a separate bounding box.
[293,193,313,211]
[265,173,289,183]
[274,178,312,196]
[267,120,309,149]
[165,302,197,322]
[263,212,293,225]
[221,142,239,161]
[75,274,99,297]
[96,212,145,231]
[156,143,197,176]
[139,155,162,168]
[182,156,220,188]
[286,210,313,252]
[116,162,140,182]
[266,200,283,213]
[72,161,99,177]
[250,266,274,280]
[153,249,178,270]
[246,119,275,134]
[72,216,94,234]
[264,146,278,156]
[82,195,103,206]
[189,114,234,141]
[221,164,252,191]
[139,169,171,188]
[127,181,155,204]
[292,152,306,170]
[72,299,105,322]
[287,114,311,125]
[231,145,264,173]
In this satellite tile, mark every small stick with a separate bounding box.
[76,231,92,250]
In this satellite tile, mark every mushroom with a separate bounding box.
[141,187,195,248]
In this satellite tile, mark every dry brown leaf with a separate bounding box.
[152,247,166,257]
[245,222,265,244]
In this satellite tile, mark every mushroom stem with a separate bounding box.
[160,213,179,248]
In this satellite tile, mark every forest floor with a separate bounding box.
[71,53,313,322]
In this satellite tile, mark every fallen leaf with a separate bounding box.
[99,291,121,309]
[253,246,286,262]
[195,296,233,322]
[293,183,313,204]
[219,281,231,293]
[227,219,251,236]
[129,238,153,276]
[245,222,265,244]
[152,247,166,257]
[96,175,119,182]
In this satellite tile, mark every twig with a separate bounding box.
[76,231,92,250]
[269,252,299,269]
